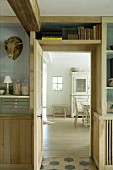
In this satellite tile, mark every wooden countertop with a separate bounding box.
[0,95,30,98]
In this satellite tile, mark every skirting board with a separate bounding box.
[104,165,113,170]
[0,164,32,169]
[93,156,99,169]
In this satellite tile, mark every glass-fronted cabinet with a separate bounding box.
[71,72,90,117]
[72,72,90,95]
[0,23,30,115]
[76,78,86,92]
[106,22,113,114]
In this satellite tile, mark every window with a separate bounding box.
[53,76,63,91]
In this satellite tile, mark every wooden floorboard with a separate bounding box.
[43,117,90,158]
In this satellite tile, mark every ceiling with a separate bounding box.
[0,0,15,16]
[0,0,113,16]
[38,0,113,16]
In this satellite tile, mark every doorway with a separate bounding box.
[38,41,101,170]
[42,51,91,157]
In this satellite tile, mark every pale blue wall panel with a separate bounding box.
[0,24,29,84]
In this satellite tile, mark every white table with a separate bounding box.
[82,102,90,127]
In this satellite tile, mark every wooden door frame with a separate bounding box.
[30,32,44,169]
[39,43,101,158]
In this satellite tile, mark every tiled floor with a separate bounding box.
[41,157,98,170]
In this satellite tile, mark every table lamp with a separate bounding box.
[3,76,12,95]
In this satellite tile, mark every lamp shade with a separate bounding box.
[3,76,12,83]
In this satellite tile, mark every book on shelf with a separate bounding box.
[42,31,62,37]
[86,28,91,40]
[77,24,101,40]
[68,34,78,40]
[80,26,85,39]
[41,31,62,40]
[62,28,77,40]
[41,24,101,40]
[93,25,96,40]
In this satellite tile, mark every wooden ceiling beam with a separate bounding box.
[7,0,40,32]
[40,16,102,23]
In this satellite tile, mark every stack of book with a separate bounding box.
[62,28,78,40]
[68,34,78,40]
[77,24,101,40]
[41,31,62,40]
[42,36,62,40]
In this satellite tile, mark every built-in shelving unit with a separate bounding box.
[0,23,30,116]
[106,21,113,115]
[37,22,102,40]
[106,28,113,166]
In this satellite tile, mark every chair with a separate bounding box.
[82,104,90,127]
[73,97,84,126]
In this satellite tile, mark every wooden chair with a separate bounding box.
[82,103,90,127]
[73,97,84,126]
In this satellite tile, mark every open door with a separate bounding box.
[34,39,43,170]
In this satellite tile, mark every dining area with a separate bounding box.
[73,96,90,128]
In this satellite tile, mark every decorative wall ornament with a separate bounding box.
[4,36,23,60]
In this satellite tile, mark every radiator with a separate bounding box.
[106,120,113,165]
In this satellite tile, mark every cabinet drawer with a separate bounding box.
[2,101,30,106]
[2,108,29,114]
[2,104,29,109]
[0,98,30,114]
[2,98,29,102]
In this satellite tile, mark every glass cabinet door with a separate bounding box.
[73,77,88,95]
[76,78,86,92]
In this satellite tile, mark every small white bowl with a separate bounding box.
[71,67,79,72]
[0,90,4,95]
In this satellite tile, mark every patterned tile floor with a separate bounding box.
[41,157,98,170]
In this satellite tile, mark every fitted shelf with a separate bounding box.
[106,21,113,116]
[38,21,102,41]
[103,113,113,120]
[106,50,113,54]
[106,50,113,59]
[106,87,113,89]
[0,95,29,98]
[38,40,101,45]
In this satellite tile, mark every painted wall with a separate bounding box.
[0,23,29,86]
[43,63,47,107]
[45,52,90,116]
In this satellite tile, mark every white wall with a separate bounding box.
[45,52,90,116]
[43,63,47,107]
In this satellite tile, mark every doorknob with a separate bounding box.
[37,114,42,119]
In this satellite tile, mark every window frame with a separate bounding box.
[52,76,63,91]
